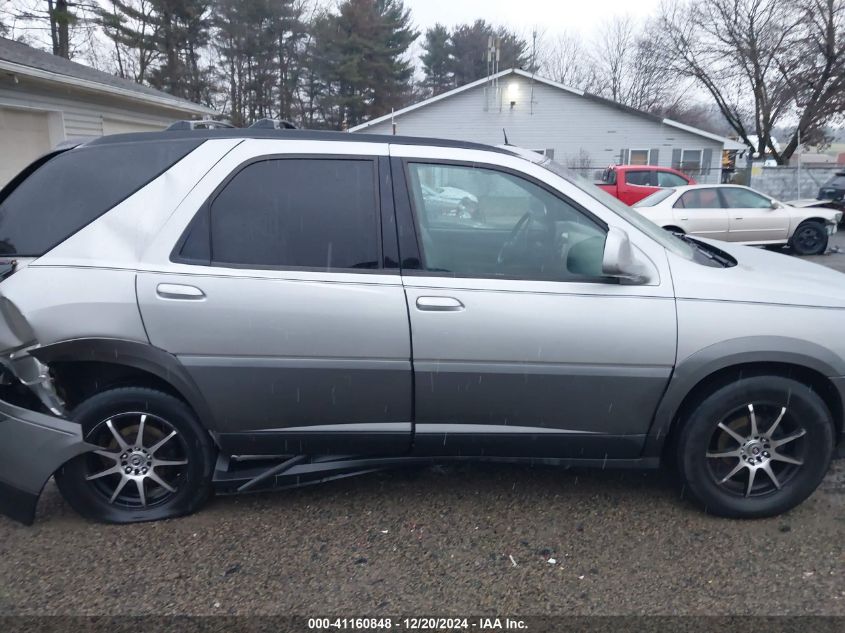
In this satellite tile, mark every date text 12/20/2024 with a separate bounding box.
[307,618,528,630]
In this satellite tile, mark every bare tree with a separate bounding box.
[538,30,598,91]
[591,15,681,112]
[657,0,845,163]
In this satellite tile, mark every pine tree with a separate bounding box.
[97,1,212,101]
[450,20,529,86]
[420,24,454,96]
[311,0,417,129]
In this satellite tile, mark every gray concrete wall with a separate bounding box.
[750,167,841,201]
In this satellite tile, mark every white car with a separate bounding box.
[634,185,842,255]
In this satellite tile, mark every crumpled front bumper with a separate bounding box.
[0,399,95,524]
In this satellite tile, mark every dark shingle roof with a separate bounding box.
[0,37,211,113]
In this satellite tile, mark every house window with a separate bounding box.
[629,149,651,165]
[680,149,703,172]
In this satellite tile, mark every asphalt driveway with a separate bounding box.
[0,240,843,618]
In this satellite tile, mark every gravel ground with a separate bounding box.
[0,239,843,618]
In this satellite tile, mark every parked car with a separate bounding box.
[0,130,843,525]
[634,184,842,255]
[817,170,845,215]
[596,164,695,205]
[420,183,481,222]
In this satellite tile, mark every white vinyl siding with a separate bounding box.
[0,75,203,185]
[358,73,726,184]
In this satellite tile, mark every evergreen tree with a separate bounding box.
[97,1,212,101]
[450,20,529,86]
[420,24,454,96]
[311,0,417,129]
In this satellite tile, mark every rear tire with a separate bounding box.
[55,387,215,523]
[789,221,828,255]
[675,376,834,518]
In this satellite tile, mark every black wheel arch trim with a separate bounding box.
[643,336,845,458]
[31,338,217,433]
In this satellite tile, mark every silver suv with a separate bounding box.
[0,130,842,524]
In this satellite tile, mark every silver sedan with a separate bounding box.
[634,184,842,255]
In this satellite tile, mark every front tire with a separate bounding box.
[55,387,215,523]
[676,376,834,518]
[789,221,828,255]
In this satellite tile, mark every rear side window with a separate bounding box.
[625,170,654,186]
[179,158,380,270]
[823,175,845,188]
[0,140,201,257]
[675,188,722,209]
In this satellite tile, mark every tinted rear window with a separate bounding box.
[178,158,380,270]
[0,139,202,256]
[823,175,845,188]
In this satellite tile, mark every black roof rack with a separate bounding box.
[166,119,236,131]
[84,128,510,155]
[249,118,298,130]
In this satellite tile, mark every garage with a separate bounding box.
[0,107,52,185]
[0,36,214,186]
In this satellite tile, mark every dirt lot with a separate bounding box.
[0,238,843,618]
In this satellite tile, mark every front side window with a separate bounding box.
[626,170,654,187]
[675,188,722,209]
[720,187,772,209]
[407,163,608,281]
[657,171,688,187]
[181,158,379,270]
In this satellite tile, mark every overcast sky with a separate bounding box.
[401,0,664,39]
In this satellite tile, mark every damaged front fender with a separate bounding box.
[0,399,96,524]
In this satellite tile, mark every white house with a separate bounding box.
[351,68,744,183]
[0,37,214,185]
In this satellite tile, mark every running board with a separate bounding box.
[236,455,308,492]
[211,454,659,494]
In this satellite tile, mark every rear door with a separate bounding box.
[721,187,790,243]
[136,140,412,457]
[672,188,730,240]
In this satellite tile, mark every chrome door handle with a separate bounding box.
[416,296,465,312]
[156,283,206,300]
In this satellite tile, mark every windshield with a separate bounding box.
[634,188,675,208]
[531,156,695,259]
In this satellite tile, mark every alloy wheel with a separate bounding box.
[84,412,189,508]
[705,403,807,498]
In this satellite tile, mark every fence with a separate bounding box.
[745,166,841,201]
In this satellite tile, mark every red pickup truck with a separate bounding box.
[596,165,695,206]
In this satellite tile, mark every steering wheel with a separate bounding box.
[496,212,532,266]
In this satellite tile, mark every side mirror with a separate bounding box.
[602,227,652,284]
[770,200,781,210]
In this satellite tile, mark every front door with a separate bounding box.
[721,187,790,243]
[394,155,677,459]
[137,154,412,456]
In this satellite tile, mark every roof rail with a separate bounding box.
[249,118,298,130]
[166,120,236,131]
